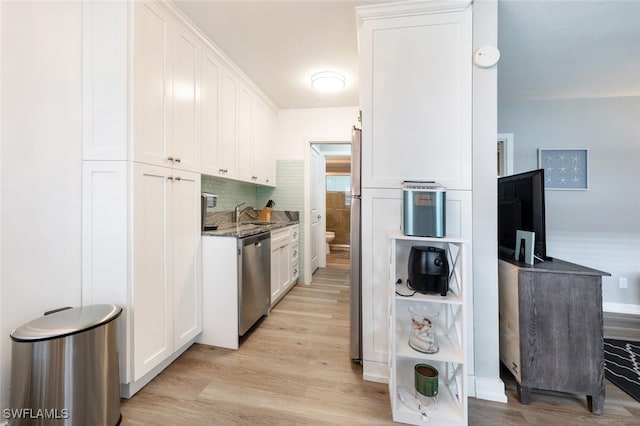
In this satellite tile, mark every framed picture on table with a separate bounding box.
[538,148,588,190]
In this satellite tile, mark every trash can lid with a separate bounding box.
[10,304,122,342]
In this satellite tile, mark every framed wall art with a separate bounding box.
[538,148,588,190]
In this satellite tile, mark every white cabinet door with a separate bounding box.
[270,228,291,305]
[134,1,172,168]
[133,163,173,381]
[263,106,277,186]
[237,82,253,182]
[270,244,282,304]
[278,243,291,294]
[359,8,472,190]
[361,188,402,372]
[171,170,202,349]
[219,68,238,178]
[200,48,222,176]
[171,23,200,173]
[251,97,266,183]
[252,98,276,187]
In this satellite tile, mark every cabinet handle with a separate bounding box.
[168,156,174,162]
[175,158,181,163]
[175,176,182,181]
[252,176,257,180]
[168,176,174,180]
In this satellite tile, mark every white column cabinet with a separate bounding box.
[82,1,204,398]
[356,0,474,385]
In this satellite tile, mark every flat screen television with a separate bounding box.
[498,169,547,261]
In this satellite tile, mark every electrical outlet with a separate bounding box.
[619,277,628,289]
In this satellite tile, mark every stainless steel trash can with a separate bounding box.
[9,304,122,426]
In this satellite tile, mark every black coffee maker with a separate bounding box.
[407,246,449,296]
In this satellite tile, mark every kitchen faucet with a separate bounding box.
[233,202,245,223]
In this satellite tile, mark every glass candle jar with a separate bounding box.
[408,305,439,354]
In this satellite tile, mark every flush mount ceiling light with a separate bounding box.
[311,71,346,92]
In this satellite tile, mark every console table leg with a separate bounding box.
[587,392,604,415]
[516,383,531,404]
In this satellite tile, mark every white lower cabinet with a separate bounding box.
[271,227,291,304]
[388,231,467,425]
[199,236,240,350]
[82,161,202,396]
[270,225,299,307]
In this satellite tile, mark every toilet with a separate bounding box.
[325,231,335,253]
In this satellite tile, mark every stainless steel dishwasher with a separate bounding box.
[238,231,271,335]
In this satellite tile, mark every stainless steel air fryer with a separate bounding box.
[9,305,122,426]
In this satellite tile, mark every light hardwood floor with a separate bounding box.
[121,268,639,425]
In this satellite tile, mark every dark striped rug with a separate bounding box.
[604,338,640,402]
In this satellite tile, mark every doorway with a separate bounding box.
[307,142,352,282]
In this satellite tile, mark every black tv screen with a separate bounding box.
[498,169,547,261]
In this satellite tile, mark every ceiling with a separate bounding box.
[175,0,640,109]
[498,0,640,101]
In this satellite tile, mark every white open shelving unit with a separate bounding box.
[387,230,467,425]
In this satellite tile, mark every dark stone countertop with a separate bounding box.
[201,221,299,239]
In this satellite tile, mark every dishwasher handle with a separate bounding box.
[239,231,270,248]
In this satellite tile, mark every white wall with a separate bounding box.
[276,107,358,284]
[499,96,640,312]
[0,1,83,411]
[277,107,359,160]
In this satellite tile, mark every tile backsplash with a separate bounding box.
[201,175,263,211]
[202,160,307,281]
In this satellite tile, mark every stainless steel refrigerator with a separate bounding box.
[350,126,362,362]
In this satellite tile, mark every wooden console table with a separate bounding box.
[498,258,610,414]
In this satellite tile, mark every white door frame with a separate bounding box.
[303,138,350,284]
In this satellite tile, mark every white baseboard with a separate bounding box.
[603,302,640,315]
[121,338,197,398]
[362,360,388,383]
[471,376,508,403]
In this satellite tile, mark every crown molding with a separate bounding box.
[356,0,472,23]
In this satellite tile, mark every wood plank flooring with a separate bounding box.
[121,268,640,425]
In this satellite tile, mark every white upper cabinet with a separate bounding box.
[237,82,253,181]
[171,22,200,172]
[200,47,222,176]
[216,72,276,187]
[219,68,239,179]
[253,97,277,186]
[133,1,201,173]
[358,2,472,190]
[134,0,172,168]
